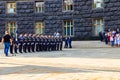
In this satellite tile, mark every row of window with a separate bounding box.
[7,0,103,13]
[6,19,104,36]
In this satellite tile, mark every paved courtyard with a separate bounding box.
[0,41,120,80]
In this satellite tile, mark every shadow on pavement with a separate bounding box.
[0,65,97,75]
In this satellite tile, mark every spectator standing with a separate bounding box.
[2,31,12,57]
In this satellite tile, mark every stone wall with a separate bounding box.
[0,0,119,40]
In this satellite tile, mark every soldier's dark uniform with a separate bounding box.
[10,34,15,54]
[40,37,44,51]
[27,34,32,53]
[54,38,57,51]
[14,38,18,54]
[53,38,57,51]
[36,35,40,52]
[60,36,63,50]
[39,36,42,51]
[47,36,51,51]
[51,37,54,51]
[31,34,35,52]
[56,37,59,51]
[23,34,28,53]
[18,34,24,53]
[68,36,72,48]
[42,37,45,51]
[44,37,48,51]
[64,37,68,48]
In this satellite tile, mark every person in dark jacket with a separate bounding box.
[68,36,72,48]
[64,36,68,48]
[10,32,14,55]
[18,34,24,53]
[99,31,103,42]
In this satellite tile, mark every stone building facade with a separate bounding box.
[0,0,119,40]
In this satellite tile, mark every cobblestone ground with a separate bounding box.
[0,41,120,80]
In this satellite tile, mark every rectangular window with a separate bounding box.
[7,22,16,34]
[7,2,16,13]
[64,20,73,36]
[93,18,104,36]
[93,0,103,8]
[63,0,73,11]
[35,22,44,34]
[35,1,44,13]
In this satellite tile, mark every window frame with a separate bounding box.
[35,1,44,13]
[92,18,104,36]
[93,0,104,9]
[6,22,17,34]
[63,20,74,37]
[6,2,16,14]
[62,0,74,12]
[34,21,44,34]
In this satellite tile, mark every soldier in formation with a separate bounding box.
[9,33,63,55]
